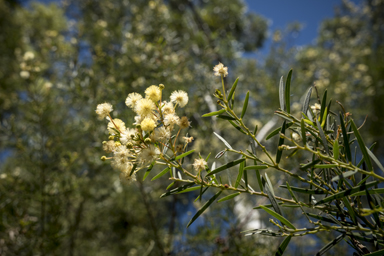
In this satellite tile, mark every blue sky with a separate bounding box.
[245,0,362,53]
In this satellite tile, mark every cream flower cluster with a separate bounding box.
[96,85,192,184]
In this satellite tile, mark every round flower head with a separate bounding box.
[164,114,180,128]
[170,90,188,108]
[153,127,171,142]
[137,145,160,165]
[108,118,126,134]
[213,62,228,77]
[120,128,136,145]
[125,92,143,108]
[103,140,116,153]
[141,117,156,132]
[120,168,136,184]
[145,85,161,102]
[193,158,207,172]
[134,98,156,117]
[178,116,191,129]
[96,103,113,120]
[111,153,131,171]
[161,101,175,115]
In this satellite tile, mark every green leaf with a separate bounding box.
[266,123,293,140]
[227,78,239,102]
[241,91,249,119]
[315,181,379,205]
[175,149,195,160]
[266,126,282,141]
[253,202,284,209]
[234,159,245,188]
[351,120,373,171]
[166,182,175,190]
[243,165,268,170]
[316,118,329,154]
[350,188,384,197]
[302,86,313,115]
[260,206,296,230]
[342,197,356,223]
[143,162,155,181]
[364,249,384,256]
[202,109,226,117]
[151,167,170,181]
[300,159,321,170]
[320,89,327,121]
[206,158,246,176]
[316,234,345,256]
[339,113,352,162]
[280,185,326,194]
[301,119,307,145]
[279,76,285,111]
[160,182,195,198]
[217,115,236,120]
[187,190,222,228]
[366,146,384,174]
[314,164,338,168]
[276,121,286,164]
[217,192,241,203]
[275,236,292,256]
[175,186,201,194]
[333,139,339,160]
[228,120,247,134]
[263,175,283,216]
[285,69,292,114]
[331,170,357,182]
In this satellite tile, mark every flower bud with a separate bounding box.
[101,156,107,161]
[144,138,152,143]
[159,84,165,90]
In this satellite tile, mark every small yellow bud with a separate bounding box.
[108,136,115,140]
[127,142,133,149]
[101,156,107,161]
[159,84,165,90]
[144,138,152,143]
[136,124,141,129]
[115,141,121,147]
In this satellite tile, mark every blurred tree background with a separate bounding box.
[0,0,383,255]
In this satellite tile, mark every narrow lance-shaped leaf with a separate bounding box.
[234,159,244,188]
[202,109,226,117]
[244,165,268,170]
[316,234,346,256]
[302,86,313,115]
[280,185,326,194]
[320,89,327,121]
[285,69,292,114]
[187,190,222,228]
[333,139,339,160]
[241,91,249,119]
[228,120,247,134]
[351,120,373,171]
[213,132,233,149]
[206,158,246,176]
[217,192,241,203]
[316,118,329,154]
[175,149,195,160]
[315,181,379,205]
[260,206,296,230]
[151,167,170,181]
[266,123,293,140]
[227,78,239,102]
[279,76,285,111]
[331,170,358,182]
[339,113,352,162]
[143,162,155,181]
[301,119,307,145]
[366,146,384,174]
[160,182,195,198]
[276,121,286,164]
[263,175,283,216]
[275,236,292,256]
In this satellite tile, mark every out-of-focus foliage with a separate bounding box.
[1,0,383,255]
[0,0,270,255]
